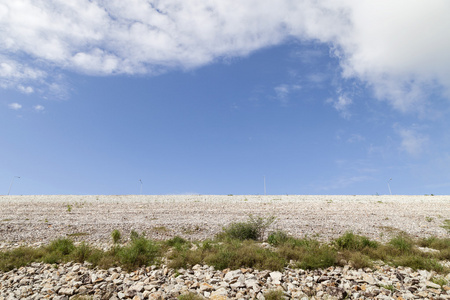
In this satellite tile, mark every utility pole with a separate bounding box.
[264,176,266,195]
[8,176,20,195]
[387,178,392,195]
[139,179,143,195]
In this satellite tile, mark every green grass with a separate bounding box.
[111,229,121,244]
[178,293,204,300]
[264,289,285,300]
[441,220,450,233]
[218,215,275,241]
[1,218,449,274]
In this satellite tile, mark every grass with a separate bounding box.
[218,214,275,241]
[441,220,450,233]
[67,232,89,237]
[264,290,284,300]
[178,293,204,300]
[0,216,449,274]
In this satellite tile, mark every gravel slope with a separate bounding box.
[0,195,449,246]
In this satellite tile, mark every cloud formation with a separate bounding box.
[8,102,22,110]
[395,125,428,157]
[1,0,449,110]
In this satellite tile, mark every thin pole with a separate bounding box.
[8,176,20,195]
[387,178,392,195]
[139,179,143,195]
[264,176,266,195]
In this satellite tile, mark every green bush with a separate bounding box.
[268,230,290,246]
[118,236,160,270]
[166,236,188,249]
[389,234,414,253]
[46,238,75,255]
[0,247,45,271]
[178,293,204,300]
[111,229,121,244]
[334,232,378,251]
[219,215,275,241]
[71,242,92,263]
[264,289,284,300]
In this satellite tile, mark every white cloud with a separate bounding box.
[274,84,301,104]
[34,104,44,112]
[0,0,449,111]
[8,102,22,110]
[326,94,352,118]
[395,125,428,157]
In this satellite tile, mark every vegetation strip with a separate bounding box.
[1,216,449,298]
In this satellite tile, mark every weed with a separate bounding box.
[118,234,160,270]
[0,247,46,271]
[426,216,434,222]
[417,236,450,250]
[389,234,414,253]
[2,219,12,222]
[205,240,285,271]
[391,255,444,272]
[152,226,170,234]
[67,232,89,237]
[71,242,92,263]
[441,220,450,233]
[219,215,275,241]
[46,238,75,256]
[264,289,284,300]
[338,251,373,269]
[334,232,378,251]
[431,276,448,288]
[111,229,121,244]
[67,204,72,212]
[166,236,188,249]
[178,293,204,300]
[380,284,395,292]
[268,230,290,246]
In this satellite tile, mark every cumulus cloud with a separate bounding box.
[0,0,449,111]
[8,102,22,110]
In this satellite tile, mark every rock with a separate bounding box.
[58,288,74,296]
[269,271,283,284]
[199,282,213,291]
[425,280,441,289]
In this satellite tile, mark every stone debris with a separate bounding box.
[1,262,450,299]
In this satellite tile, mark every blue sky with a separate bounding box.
[1,1,450,195]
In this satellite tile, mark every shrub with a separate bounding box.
[0,247,45,271]
[166,236,188,249]
[111,230,121,244]
[268,230,290,246]
[219,215,275,241]
[334,232,378,251]
[118,236,159,270]
[71,242,92,263]
[389,234,414,253]
[178,293,204,300]
[264,289,284,300]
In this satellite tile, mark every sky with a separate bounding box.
[1,0,450,195]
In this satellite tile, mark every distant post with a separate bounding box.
[7,176,20,195]
[264,176,266,195]
[139,179,143,195]
[387,178,392,195]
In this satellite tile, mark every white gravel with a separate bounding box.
[0,195,449,246]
